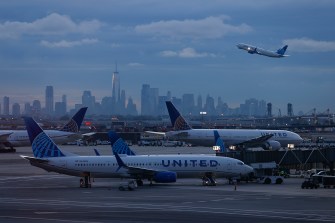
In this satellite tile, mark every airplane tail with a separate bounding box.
[60,107,88,132]
[23,117,65,158]
[276,45,288,55]
[165,101,192,131]
[214,130,226,153]
[108,131,136,156]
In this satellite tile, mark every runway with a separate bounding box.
[0,146,334,223]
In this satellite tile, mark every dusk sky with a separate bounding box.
[1,0,335,114]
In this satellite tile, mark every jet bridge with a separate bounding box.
[217,146,335,175]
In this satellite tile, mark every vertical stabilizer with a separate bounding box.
[277,45,288,55]
[214,130,226,153]
[165,101,192,131]
[61,107,88,132]
[108,131,135,156]
[23,117,65,158]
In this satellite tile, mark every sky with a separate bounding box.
[1,0,335,115]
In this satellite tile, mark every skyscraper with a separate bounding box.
[112,64,120,107]
[12,103,20,117]
[141,84,159,116]
[45,86,54,115]
[3,96,9,116]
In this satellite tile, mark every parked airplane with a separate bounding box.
[0,107,87,148]
[237,43,289,58]
[21,117,253,188]
[147,101,303,150]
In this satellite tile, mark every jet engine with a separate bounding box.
[263,140,281,150]
[153,171,177,183]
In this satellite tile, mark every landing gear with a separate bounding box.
[136,179,144,186]
[202,173,216,186]
[80,174,92,188]
[118,180,138,191]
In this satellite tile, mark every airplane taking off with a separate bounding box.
[21,117,253,188]
[237,43,289,58]
[146,101,303,150]
[0,107,87,149]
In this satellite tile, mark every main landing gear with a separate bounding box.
[202,173,217,186]
[118,180,138,191]
[80,174,92,188]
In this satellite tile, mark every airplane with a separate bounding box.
[236,43,289,58]
[146,101,303,150]
[21,116,254,188]
[0,107,87,149]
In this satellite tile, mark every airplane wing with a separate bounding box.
[145,131,166,136]
[20,155,49,163]
[114,152,157,176]
[146,131,189,138]
[0,132,13,143]
[115,153,177,183]
[234,134,274,147]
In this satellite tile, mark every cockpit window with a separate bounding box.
[237,162,244,165]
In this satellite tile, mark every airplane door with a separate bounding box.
[226,160,232,172]
[59,160,67,168]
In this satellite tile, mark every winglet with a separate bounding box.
[94,148,100,156]
[113,151,128,171]
[61,107,88,132]
[23,117,65,158]
[214,130,226,153]
[108,131,135,156]
[165,101,192,131]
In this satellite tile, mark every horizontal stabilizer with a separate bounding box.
[20,155,49,163]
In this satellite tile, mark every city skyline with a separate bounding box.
[1,1,335,113]
[0,84,326,117]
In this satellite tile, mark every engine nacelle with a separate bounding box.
[153,171,177,183]
[263,140,281,150]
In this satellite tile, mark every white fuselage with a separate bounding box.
[0,130,81,147]
[166,129,303,147]
[27,154,253,179]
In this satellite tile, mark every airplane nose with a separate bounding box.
[244,164,254,175]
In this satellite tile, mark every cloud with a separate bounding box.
[0,13,103,39]
[40,38,98,48]
[127,62,144,67]
[160,48,216,58]
[135,15,252,39]
[283,38,335,52]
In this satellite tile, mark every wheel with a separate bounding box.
[264,178,271,184]
[275,178,283,184]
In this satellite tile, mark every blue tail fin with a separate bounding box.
[276,45,288,55]
[61,107,87,132]
[23,117,65,158]
[165,101,192,131]
[214,130,226,153]
[108,131,135,156]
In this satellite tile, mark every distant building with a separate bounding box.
[126,97,138,115]
[55,102,66,117]
[32,100,42,116]
[141,84,158,116]
[12,103,20,117]
[3,96,9,116]
[45,86,54,116]
[24,103,31,115]
[82,90,95,114]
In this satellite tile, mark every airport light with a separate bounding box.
[200,111,207,124]
[213,146,220,152]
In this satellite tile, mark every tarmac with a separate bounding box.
[0,145,335,223]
